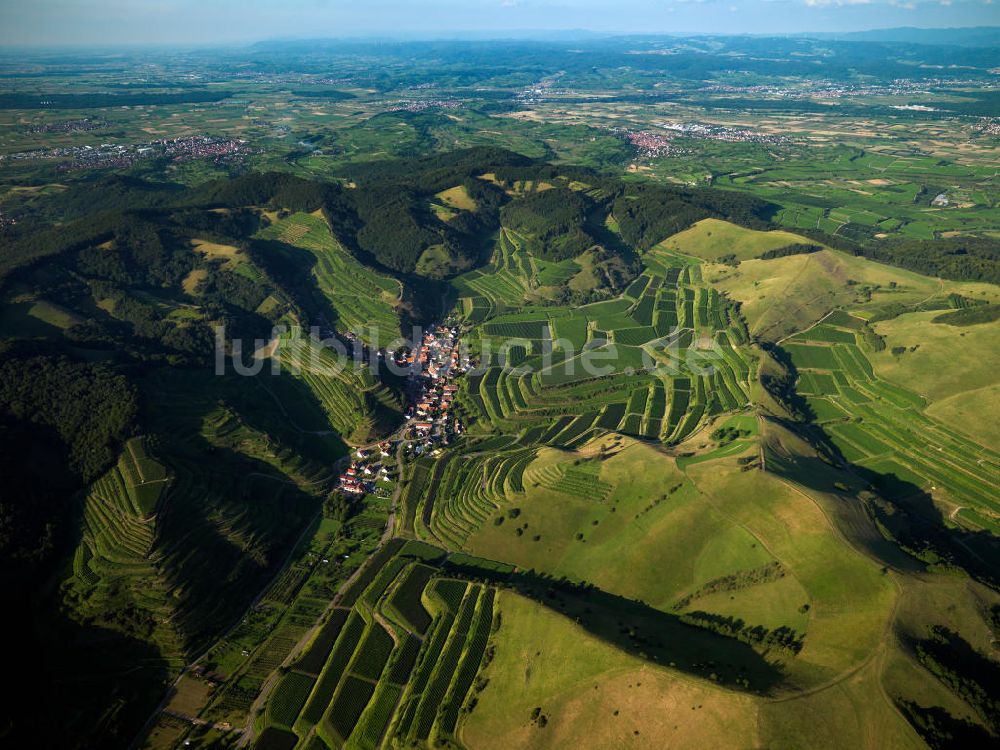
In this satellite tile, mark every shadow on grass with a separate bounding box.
[765,413,1000,590]
[440,561,786,694]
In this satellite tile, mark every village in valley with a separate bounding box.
[336,322,470,498]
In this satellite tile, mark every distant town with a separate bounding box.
[612,119,789,158]
[0,135,256,171]
[24,117,110,134]
[385,99,462,113]
[656,120,791,145]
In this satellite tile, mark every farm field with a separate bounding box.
[454,243,756,450]
[251,543,501,750]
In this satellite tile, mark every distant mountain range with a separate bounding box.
[800,26,1000,47]
[252,26,1000,49]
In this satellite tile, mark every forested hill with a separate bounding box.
[7,146,996,290]
[0,147,776,281]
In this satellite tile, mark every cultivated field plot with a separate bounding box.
[253,541,500,750]
[715,145,1000,242]
[786,316,1000,529]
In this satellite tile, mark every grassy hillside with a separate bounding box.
[653,218,818,262]
[463,590,762,750]
[871,310,1000,402]
[705,240,1000,341]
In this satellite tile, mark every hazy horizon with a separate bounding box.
[0,0,997,48]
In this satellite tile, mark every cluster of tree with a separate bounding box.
[0,90,232,109]
[866,297,956,324]
[795,227,1000,286]
[46,175,184,224]
[183,171,333,212]
[168,206,262,237]
[673,561,785,610]
[352,185,449,271]
[910,626,1000,734]
[343,150,521,272]
[0,343,139,480]
[611,182,775,252]
[679,610,804,654]
[861,324,886,352]
[324,492,362,522]
[500,187,595,261]
[861,479,1000,591]
[76,215,195,287]
[867,237,1000,284]
[758,243,823,260]
[710,424,753,445]
[288,89,356,100]
[932,304,1000,327]
[349,145,532,193]
[8,228,279,366]
[896,700,997,750]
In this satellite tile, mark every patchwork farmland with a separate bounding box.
[252,541,500,750]
[456,246,756,447]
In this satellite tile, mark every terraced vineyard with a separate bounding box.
[456,247,756,447]
[275,332,403,443]
[452,228,581,322]
[786,313,1000,532]
[62,368,341,671]
[64,436,183,655]
[381,242,760,550]
[253,542,500,750]
[256,212,403,346]
[413,443,538,547]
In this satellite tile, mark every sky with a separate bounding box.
[0,0,997,46]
